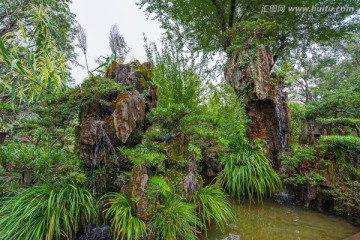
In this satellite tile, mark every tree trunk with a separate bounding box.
[225,45,290,169]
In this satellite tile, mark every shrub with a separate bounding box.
[281,145,325,187]
[316,117,360,126]
[281,145,316,169]
[319,135,360,153]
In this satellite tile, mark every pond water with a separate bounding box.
[202,199,360,240]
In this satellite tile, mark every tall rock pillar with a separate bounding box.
[225,45,290,168]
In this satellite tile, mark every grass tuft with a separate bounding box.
[220,147,282,202]
[102,192,148,240]
[151,194,198,240]
[192,185,235,233]
[0,183,97,240]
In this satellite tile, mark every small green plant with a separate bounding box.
[102,192,148,240]
[151,194,198,240]
[220,147,282,202]
[192,185,235,232]
[146,175,171,203]
[0,183,97,240]
[0,171,19,197]
[148,104,191,132]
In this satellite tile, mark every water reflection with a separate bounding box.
[202,200,359,240]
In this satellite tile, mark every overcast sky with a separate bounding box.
[70,1,164,85]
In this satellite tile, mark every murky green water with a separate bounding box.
[202,200,360,240]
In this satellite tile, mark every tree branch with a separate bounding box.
[237,3,252,22]
[210,0,227,34]
[272,35,288,67]
[228,0,236,28]
[271,31,293,71]
[0,0,31,36]
[50,135,63,148]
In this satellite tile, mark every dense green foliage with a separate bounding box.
[0,184,97,240]
[281,145,325,186]
[1,0,360,238]
[0,2,76,107]
[323,181,360,216]
[0,0,76,54]
[286,35,360,118]
[320,136,360,154]
[144,40,205,136]
[139,0,360,60]
[119,145,167,167]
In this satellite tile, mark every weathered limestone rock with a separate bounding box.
[225,45,290,168]
[183,151,199,200]
[77,61,157,172]
[166,133,190,163]
[113,92,145,143]
[79,116,110,167]
[0,132,9,144]
[127,165,149,221]
[300,183,317,208]
[299,119,322,145]
[202,148,222,179]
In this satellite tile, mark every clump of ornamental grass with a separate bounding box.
[102,192,148,240]
[150,194,198,240]
[0,183,97,240]
[220,147,282,202]
[192,185,235,233]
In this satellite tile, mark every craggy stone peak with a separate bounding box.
[225,45,290,168]
[77,61,158,168]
